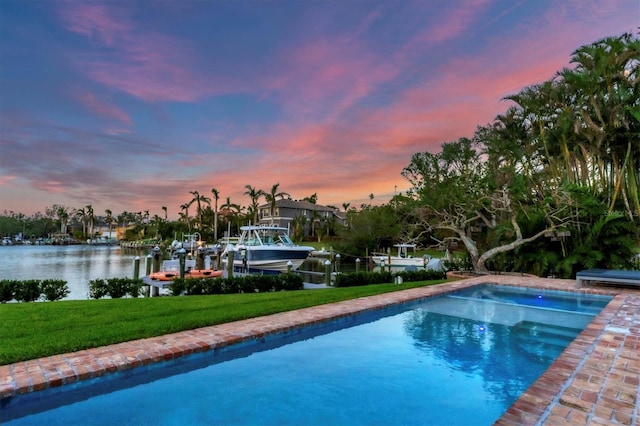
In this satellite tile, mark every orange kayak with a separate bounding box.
[148,271,181,281]
[186,269,224,278]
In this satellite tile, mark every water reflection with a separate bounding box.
[0,246,144,300]
[403,309,574,407]
[0,247,347,299]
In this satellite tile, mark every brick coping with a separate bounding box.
[1,275,639,425]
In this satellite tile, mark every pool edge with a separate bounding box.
[2,275,639,426]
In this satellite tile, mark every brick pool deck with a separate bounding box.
[1,275,639,425]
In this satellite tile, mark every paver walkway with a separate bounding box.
[1,275,639,425]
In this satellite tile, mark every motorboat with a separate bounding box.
[371,244,443,270]
[222,225,314,273]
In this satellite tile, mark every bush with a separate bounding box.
[168,273,304,296]
[275,273,304,291]
[40,279,70,301]
[106,278,129,298]
[15,279,41,302]
[89,279,109,299]
[0,280,17,303]
[169,279,186,296]
[334,271,393,287]
[89,278,143,299]
[395,269,446,282]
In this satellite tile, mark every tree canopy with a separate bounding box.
[398,32,639,276]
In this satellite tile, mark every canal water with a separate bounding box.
[0,245,145,300]
[0,245,360,301]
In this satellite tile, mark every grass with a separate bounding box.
[0,280,446,365]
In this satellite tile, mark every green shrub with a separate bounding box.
[169,279,186,296]
[106,278,129,298]
[222,277,240,294]
[89,279,109,299]
[89,278,142,299]
[40,279,70,301]
[275,273,304,291]
[0,280,17,303]
[395,269,446,282]
[15,279,42,302]
[334,271,393,287]
[169,274,302,296]
[127,279,143,298]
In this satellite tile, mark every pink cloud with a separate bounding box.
[264,37,400,121]
[59,4,241,103]
[59,3,132,47]
[78,92,132,125]
[0,175,16,186]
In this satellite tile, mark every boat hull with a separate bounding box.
[228,247,312,273]
[372,256,445,271]
[371,256,428,268]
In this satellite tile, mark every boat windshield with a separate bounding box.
[278,233,293,245]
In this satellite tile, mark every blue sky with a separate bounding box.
[0,0,637,218]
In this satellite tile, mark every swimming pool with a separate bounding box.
[1,285,612,425]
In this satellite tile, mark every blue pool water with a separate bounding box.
[1,285,612,425]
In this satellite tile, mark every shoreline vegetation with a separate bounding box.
[0,280,446,365]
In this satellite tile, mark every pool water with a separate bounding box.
[1,285,612,426]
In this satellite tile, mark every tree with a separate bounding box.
[336,204,400,256]
[244,185,265,225]
[105,209,115,239]
[180,203,192,232]
[75,207,87,238]
[162,206,168,221]
[189,191,211,230]
[85,205,95,238]
[220,196,242,235]
[54,205,69,234]
[303,193,318,204]
[211,188,220,242]
[264,183,290,225]
[402,138,573,274]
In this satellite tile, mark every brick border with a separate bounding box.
[1,276,638,425]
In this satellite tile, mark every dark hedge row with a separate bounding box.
[334,269,446,287]
[0,279,70,302]
[169,273,303,296]
[89,278,144,299]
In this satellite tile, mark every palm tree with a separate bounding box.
[559,32,640,217]
[75,207,87,238]
[162,206,168,221]
[220,196,242,235]
[55,205,69,234]
[180,203,192,232]
[105,209,114,239]
[85,205,95,238]
[264,183,290,225]
[211,188,220,242]
[189,191,211,230]
[244,185,265,225]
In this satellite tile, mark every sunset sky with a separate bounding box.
[1,0,637,219]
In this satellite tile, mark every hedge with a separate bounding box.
[334,269,446,287]
[0,279,70,302]
[169,273,303,296]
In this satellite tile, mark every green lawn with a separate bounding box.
[0,280,446,365]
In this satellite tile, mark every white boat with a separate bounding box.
[371,244,443,270]
[223,225,314,273]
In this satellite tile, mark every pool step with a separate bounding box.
[515,321,582,340]
[513,321,581,361]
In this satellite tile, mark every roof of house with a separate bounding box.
[260,199,337,212]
